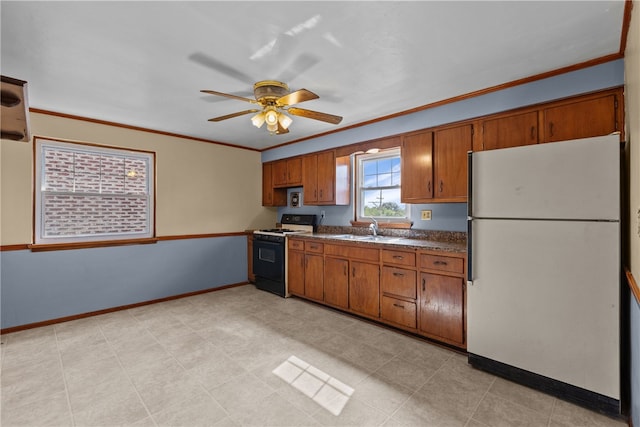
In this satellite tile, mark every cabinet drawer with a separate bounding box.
[381,267,416,299]
[381,249,416,267]
[288,239,304,251]
[325,244,379,262]
[381,296,416,329]
[420,254,464,275]
[305,242,324,254]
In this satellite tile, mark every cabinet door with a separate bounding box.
[349,261,380,318]
[483,111,538,150]
[433,124,472,200]
[317,151,336,203]
[543,94,618,143]
[287,157,303,186]
[262,163,286,206]
[272,159,288,187]
[419,273,465,345]
[401,130,433,202]
[324,257,349,309]
[262,163,274,205]
[304,253,324,301]
[288,250,305,296]
[303,155,318,204]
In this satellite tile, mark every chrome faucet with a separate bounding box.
[369,217,379,236]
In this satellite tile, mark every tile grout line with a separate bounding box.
[52,325,77,427]
[97,319,158,426]
[461,364,496,427]
[547,396,559,427]
[369,352,445,426]
[135,303,241,424]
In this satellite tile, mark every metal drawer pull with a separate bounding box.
[393,303,405,309]
[433,260,448,266]
[310,245,318,249]
[393,272,405,277]
[392,255,404,259]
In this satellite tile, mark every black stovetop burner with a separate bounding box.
[260,228,297,233]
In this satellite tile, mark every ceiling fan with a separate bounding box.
[201,80,342,135]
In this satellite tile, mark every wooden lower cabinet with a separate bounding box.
[349,261,380,318]
[304,253,324,301]
[324,257,349,309]
[419,272,465,346]
[381,296,416,329]
[288,238,467,349]
[288,249,305,295]
[288,239,324,301]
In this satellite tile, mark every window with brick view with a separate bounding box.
[34,138,155,245]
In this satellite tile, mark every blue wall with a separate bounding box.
[278,188,468,232]
[265,60,624,231]
[262,60,624,162]
[0,236,247,329]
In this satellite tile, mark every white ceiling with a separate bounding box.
[1,1,627,151]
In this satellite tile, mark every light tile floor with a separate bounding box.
[0,285,628,426]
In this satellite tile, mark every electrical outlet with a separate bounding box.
[636,207,640,238]
[320,210,326,218]
[421,210,432,220]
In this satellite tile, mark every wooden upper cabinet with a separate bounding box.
[542,93,619,143]
[401,125,471,202]
[303,151,350,206]
[401,130,434,202]
[433,124,473,201]
[303,155,319,204]
[262,163,286,207]
[316,151,336,203]
[482,111,538,150]
[273,157,302,187]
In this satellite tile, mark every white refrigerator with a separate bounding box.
[467,135,621,414]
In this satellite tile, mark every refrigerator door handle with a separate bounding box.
[467,151,473,286]
[467,151,473,218]
[467,217,473,285]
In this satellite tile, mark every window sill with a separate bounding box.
[29,237,158,252]
[350,220,412,229]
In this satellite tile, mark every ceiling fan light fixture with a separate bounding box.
[278,113,293,130]
[266,122,278,133]
[251,111,266,128]
[265,109,278,126]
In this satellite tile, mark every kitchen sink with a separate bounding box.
[332,234,402,242]
[354,235,402,242]
[332,234,360,240]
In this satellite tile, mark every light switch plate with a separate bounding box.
[421,210,432,220]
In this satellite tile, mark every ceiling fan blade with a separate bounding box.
[276,123,290,134]
[189,52,255,85]
[200,90,254,103]
[208,109,260,122]
[201,90,259,105]
[287,107,343,125]
[277,89,319,106]
[277,53,320,83]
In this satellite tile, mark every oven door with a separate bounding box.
[252,238,285,282]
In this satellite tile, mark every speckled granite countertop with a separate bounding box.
[293,226,467,254]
